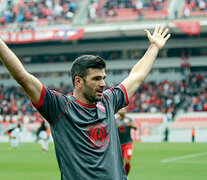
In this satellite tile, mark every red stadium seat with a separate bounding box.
[134,117,163,128]
[103,8,139,22]
[35,19,49,26]
[170,114,207,129]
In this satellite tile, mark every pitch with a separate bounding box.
[0,142,207,180]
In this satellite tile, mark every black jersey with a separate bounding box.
[117,117,133,145]
[33,84,129,180]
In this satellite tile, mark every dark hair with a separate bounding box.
[71,55,106,86]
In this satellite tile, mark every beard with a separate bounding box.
[82,82,103,103]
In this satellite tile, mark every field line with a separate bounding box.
[169,160,207,164]
[161,152,207,163]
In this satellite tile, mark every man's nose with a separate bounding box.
[100,79,106,87]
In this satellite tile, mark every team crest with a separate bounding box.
[96,102,105,112]
[86,123,109,149]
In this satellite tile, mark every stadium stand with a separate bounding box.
[168,112,207,142]
[141,0,169,20]
[0,0,206,27]
[181,0,207,17]
[170,113,207,129]
[126,113,165,142]
[88,0,170,22]
[1,72,207,116]
[0,0,80,30]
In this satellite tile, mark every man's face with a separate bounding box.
[82,68,106,103]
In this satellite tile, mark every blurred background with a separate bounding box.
[0,0,207,143]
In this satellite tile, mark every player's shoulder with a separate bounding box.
[48,88,72,100]
[103,85,123,95]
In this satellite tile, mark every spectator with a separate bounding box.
[163,127,169,142]
[191,128,196,142]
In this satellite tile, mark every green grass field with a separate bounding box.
[0,142,207,180]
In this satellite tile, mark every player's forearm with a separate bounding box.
[129,44,159,79]
[131,125,137,130]
[121,44,159,98]
[128,123,137,130]
[0,39,28,84]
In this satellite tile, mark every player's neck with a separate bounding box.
[73,90,95,106]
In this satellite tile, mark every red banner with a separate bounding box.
[171,21,200,35]
[0,29,84,44]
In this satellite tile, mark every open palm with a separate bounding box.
[144,25,171,50]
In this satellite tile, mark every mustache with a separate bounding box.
[96,87,104,91]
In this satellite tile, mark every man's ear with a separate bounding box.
[75,76,83,88]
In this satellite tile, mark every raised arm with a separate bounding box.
[0,38,42,104]
[121,25,170,99]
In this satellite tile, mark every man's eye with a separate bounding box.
[94,77,100,80]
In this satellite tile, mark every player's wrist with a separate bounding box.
[149,43,160,51]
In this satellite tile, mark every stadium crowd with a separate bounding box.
[0,0,206,27]
[185,0,207,12]
[183,0,207,17]
[88,0,168,22]
[1,72,207,123]
[102,0,167,12]
[0,0,169,26]
[127,73,207,117]
[0,0,78,26]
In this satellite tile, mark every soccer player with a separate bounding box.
[37,120,50,152]
[116,107,137,176]
[6,123,21,149]
[0,25,170,179]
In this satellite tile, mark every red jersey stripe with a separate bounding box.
[119,84,129,105]
[31,84,46,109]
[51,100,74,125]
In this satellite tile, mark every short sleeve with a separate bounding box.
[103,84,129,114]
[32,85,68,124]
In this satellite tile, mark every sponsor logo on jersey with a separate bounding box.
[86,123,109,149]
[96,102,105,112]
[119,126,126,133]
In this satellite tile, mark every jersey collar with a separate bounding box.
[70,93,96,108]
